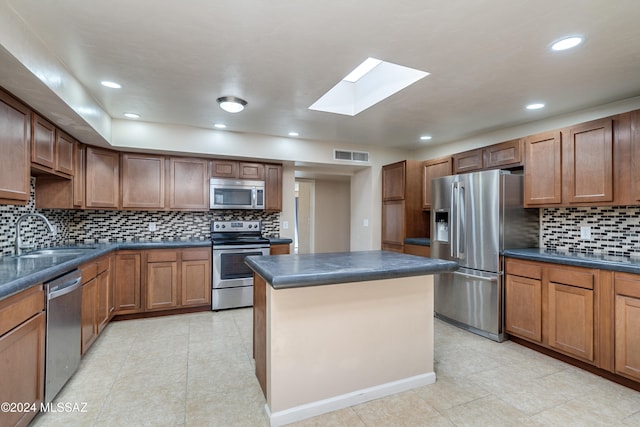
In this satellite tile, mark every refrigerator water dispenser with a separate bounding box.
[434,211,449,242]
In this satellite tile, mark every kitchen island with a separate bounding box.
[246,250,457,426]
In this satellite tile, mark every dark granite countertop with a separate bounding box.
[0,239,211,301]
[504,248,640,275]
[245,250,458,289]
[266,237,293,245]
[404,238,430,247]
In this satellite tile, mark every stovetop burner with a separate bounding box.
[211,220,269,246]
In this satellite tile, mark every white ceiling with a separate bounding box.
[3,0,640,150]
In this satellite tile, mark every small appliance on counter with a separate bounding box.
[430,169,539,342]
[211,220,270,310]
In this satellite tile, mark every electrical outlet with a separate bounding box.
[148,222,157,232]
[282,221,289,230]
[363,219,369,227]
[580,226,591,240]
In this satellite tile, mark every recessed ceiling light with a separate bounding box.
[123,112,140,119]
[526,103,545,110]
[214,123,227,129]
[551,36,583,51]
[101,81,121,89]
[217,96,247,113]
[288,132,299,137]
[420,135,432,141]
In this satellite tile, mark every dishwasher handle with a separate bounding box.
[47,271,82,300]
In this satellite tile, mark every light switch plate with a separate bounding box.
[580,226,591,240]
[282,221,289,230]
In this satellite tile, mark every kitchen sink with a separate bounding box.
[17,247,96,258]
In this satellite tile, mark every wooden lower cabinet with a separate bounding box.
[404,243,430,258]
[0,286,45,427]
[614,272,640,381]
[114,251,142,314]
[505,272,542,343]
[81,278,98,354]
[80,256,112,354]
[146,252,179,311]
[181,248,212,307]
[505,258,600,365]
[269,243,290,255]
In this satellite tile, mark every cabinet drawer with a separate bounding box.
[548,267,594,290]
[80,261,98,283]
[505,259,542,280]
[615,272,640,298]
[96,256,110,273]
[146,250,178,262]
[182,247,211,261]
[0,285,44,336]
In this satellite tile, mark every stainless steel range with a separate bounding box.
[211,220,270,310]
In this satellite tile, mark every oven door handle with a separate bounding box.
[213,245,270,251]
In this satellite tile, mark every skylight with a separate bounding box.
[309,58,429,116]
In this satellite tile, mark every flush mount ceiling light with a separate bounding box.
[217,96,247,113]
[288,131,299,137]
[123,112,140,119]
[213,123,227,129]
[101,80,121,89]
[551,36,583,51]
[526,103,545,110]
[420,135,432,141]
[309,57,429,116]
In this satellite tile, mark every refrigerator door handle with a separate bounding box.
[450,182,457,258]
[458,183,465,259]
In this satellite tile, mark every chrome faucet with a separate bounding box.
[15,213,56,256]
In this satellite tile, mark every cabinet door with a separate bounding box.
[0,312,45,427]
[146,262,179,310]
[0,90,30,204]
[56,130,74,176]
[114,252,142,314]
[181,260,211,306]
[121,153,165,209]
[631,111,640,202]
[505,274,542,342]
[265,163,283,211]
[239,162,264,180]
[403,244,430,257]
[270,243,290,255]
[452,148,483,173]
[548,282,594,361]
[81,278,98,355]
[422,157,452,209]
[484,138,523,169]
[31,113,56,169]
[96,270,110,334]
[382,161,405,201]
[615,294,640,381]
[73,141,85,207]
[524,131,562,206]
[382,200,404,251]
[86,146,120,208]
[565,118,613,204]
[211,160,238,178]
[167,157,209,209]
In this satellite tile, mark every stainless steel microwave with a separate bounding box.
[210,178,265,210]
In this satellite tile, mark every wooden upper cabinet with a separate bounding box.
[55,130,74,176]
[121,153,165,209]
[0,90,30,204]
[564,118,614,204]
[239,162,264,180]
[31,113,56,170]
[484,138,523,169]
[211,160,238,178]
[631,111,640,203]
[167,157,209,210]
[73,141,85,207]
[265,163,283,212]
[452,148,483,174]
[524,131,562,206]
[382,200,405,251]
[422,157,452,209]
[382,161,406,201]
[85,146,120,209]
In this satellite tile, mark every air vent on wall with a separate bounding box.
[333,149,370,163]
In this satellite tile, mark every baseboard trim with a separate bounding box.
[265,372,436,427]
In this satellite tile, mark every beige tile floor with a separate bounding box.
[32,308,640,427]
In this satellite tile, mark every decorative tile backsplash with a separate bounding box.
[541,206,640,257]
[0,179,280,256]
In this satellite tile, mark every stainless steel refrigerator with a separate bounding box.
[431,169,538,342]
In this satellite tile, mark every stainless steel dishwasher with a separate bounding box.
[44,269,82,404]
